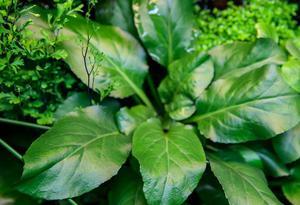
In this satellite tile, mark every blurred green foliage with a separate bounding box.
[194,0,300,51]
[0,0,84,125]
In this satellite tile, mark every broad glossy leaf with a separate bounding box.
[216,146,263,169]
[273,123,300,163]
[133,0,194,66]
[280,58,300,93]
[158,53,214,120]
[108,167,146,205]
[209,38,286,80]
[190,65,300,143]
[21,7,148,98]
[286,38,300,59]
[209,155,282,205]
[95,0,137,36]
[54,92,90,120]
[18,106,131,200]
[132,118,206,205]
[116,105,156,135]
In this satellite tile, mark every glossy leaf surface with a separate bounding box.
[132,118,206,205]
[191,65,300,143]
[116,105,156,135]
[209,155,282,205]
[209,38,286,80]
[158,53,214,120]
[95,0,137,36]
[273,123,300,163]
[18,106,131,199]
[133,0,194,66]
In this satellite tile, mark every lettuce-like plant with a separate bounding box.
[1,0,300,204]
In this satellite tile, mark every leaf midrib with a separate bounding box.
[190,94,299,122]
[23,131,119,180]
[211,156,281,205]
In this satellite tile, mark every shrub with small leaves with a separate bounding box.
[194,0,300,51]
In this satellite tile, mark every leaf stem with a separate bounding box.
[67,199,79,205]
[146,74,164,114]
[0,138,23,161]
[0,117,50,130]
[104,56,155,110]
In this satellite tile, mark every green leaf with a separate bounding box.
[54,92,90,120]
[190,65,300,143]
[249,146,289,177]
[133,0,194,66]
[209,155,282,205]
[280,58,300,93]
[283,182,300,205]
[108,167,146,205]
[273,123,300,163]
[95,0,137,36]
[255,23,279,43]
[132,118,206,205]
[209,38,286,80]
[18,105,131,200]
[158,52,214,120]
[21,7,149,99]
[116,105,156,135]
[286,38,300,59]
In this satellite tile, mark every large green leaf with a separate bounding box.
[209,155,282,205]
[158,52,214,120]
[209,38,286,80]
[133,0,194,66]
[280,58,300,93]
[116,105,156,135]
[273,123,300,164]
[132,118,206,205]
[21,7,148,99]
[108,167,146,205]
[189,65,300,143]
[18,105,131,200]
[95,0,137,36]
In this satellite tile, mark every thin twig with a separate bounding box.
[0,138,23,161]
[0,117,50,130]
[67,199,79,205]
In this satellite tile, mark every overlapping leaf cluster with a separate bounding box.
[1,0,300,205]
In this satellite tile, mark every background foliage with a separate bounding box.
[1,0,300,205]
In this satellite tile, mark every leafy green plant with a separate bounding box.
[1,0,300,205]
[194,0,300,51]
[0,0,84,125]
